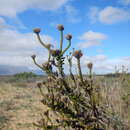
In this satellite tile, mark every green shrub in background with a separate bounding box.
[14,72,37,80]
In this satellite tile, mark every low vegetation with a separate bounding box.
[0,80,43,130]
[0,74,129,129]
[30,25,130,130]
[14,72,37,80]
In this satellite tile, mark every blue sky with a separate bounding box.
[0,0,130,74]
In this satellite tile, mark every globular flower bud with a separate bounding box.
[57,24,64,31]
[41,99,46,104]
[33,28,41,34]
[46,43,52,49]
[31,54,36,59]
[42,81,46,85]
[37,82,42,88]
[50,49,61,57]
[73,50,83,59]
[87,62,93,70]
[42,62,52,70]
[65,34,72,40]
[44,110,49,117]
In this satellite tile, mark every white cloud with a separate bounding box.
[120,0,130,5]
[78,31,107,48]
[65,5,81,23]
[0,17,9,29]
[0,17,5,26]
[88,7,99,24]
[0,29,54,52]
[80,54,107,66]
[0,0,68,17]
[89,6,130,24]
[0,55,31,67]
[78,40,101,48]
[0,54,48,69]
[79,31,107,41]
[121,56,130,61]
[92,55,107,62]
[99,6,130,24]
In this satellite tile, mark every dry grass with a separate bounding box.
[0,79,47,130]
[94,75,130,129]
[0,75,130,130]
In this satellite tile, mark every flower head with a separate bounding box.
[31,54,36,59]
[73,50,83,59]
[57,24,64,31]
[66,34,72,40]
[87,62,93,70]
[46,43,52,49]
[50,49,61,57]
[33,28,41,34]
[37,82,42,88]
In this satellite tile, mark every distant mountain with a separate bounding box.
[0,65,44,75]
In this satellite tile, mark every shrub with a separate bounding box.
[14,72,37,80]
[31,25,127,130]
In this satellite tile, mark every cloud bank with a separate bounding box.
[89,6,130,24]
[0,0,68,17]
[78,31,107,48]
